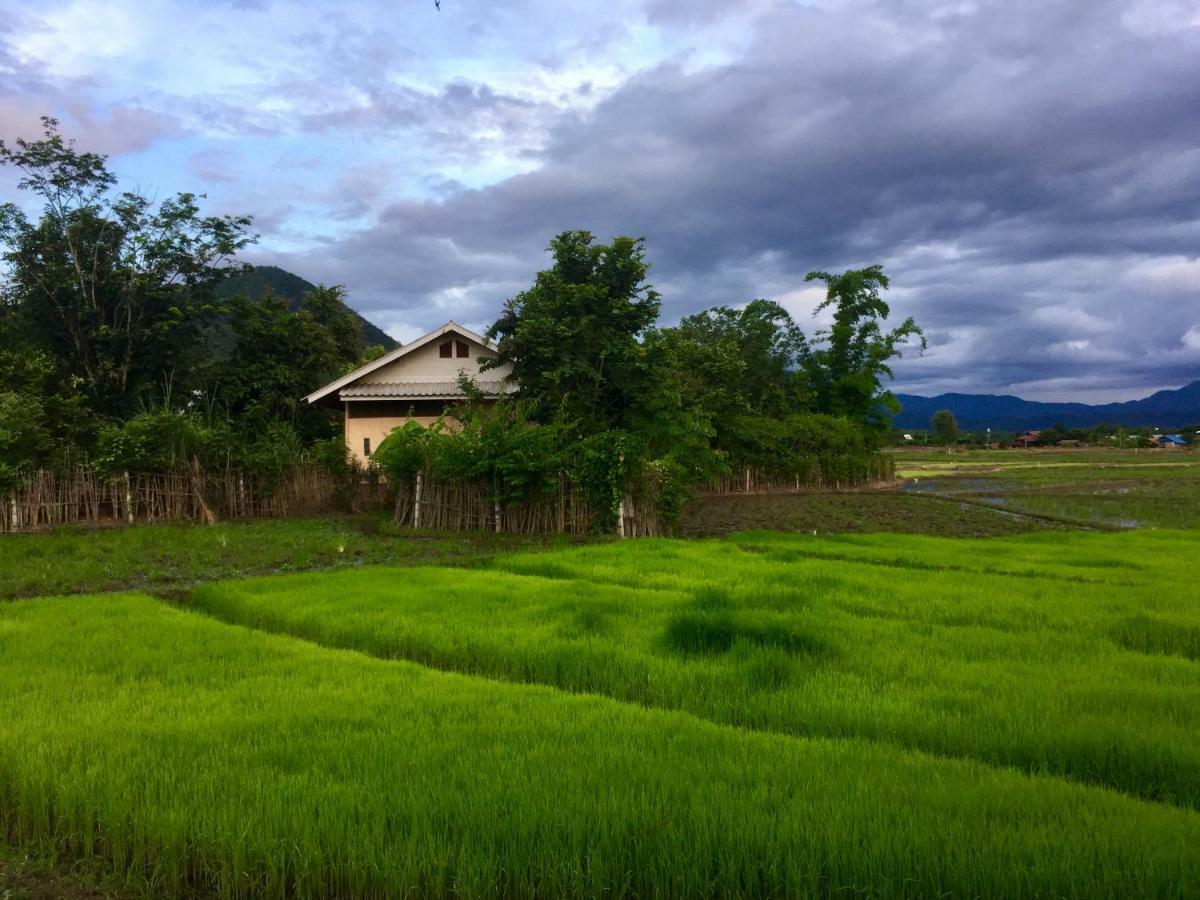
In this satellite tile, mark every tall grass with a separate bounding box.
[2,592,1199,898]
[191,530,1200,808]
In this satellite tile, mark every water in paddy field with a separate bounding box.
[900,477,1007,494]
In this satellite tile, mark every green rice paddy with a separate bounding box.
[3,450,1199,897]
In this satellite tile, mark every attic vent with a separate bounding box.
[456,340,469,358]
[439,340,452,358]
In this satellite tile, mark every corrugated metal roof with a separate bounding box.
[339,380,509,399]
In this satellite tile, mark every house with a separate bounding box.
[304,321,514,464]
[1011,430,1041,448]
[1152,434,1187,449]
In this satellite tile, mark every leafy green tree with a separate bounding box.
[658,299,809,457]
[484,230,661,433]
[0,117,255,417]
[802,265,925,440]
[931,409,958,452]
[216,285,364,440]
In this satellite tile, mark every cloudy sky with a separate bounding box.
[2,0,1198,401]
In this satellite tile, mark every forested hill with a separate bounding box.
[218,265,399,350]
[894,380,1200,430]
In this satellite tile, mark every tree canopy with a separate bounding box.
[802,265,925,435]
[2,120,924,524]
[0,117,372,480]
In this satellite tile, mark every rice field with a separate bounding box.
[190,531,1200,809]
[2,522,1198,898]
[892,448,1200,529]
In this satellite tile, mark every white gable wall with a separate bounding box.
[366,333,512,384]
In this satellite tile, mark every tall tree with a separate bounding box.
[0,117,255,417]
[931,409,958,452]
[485,230,661,433]
[802,265,925,438]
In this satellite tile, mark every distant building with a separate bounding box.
[1011,430,1041,448]
[1152,434,1187,449]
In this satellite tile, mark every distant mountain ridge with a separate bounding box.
[894,380,1200,431]
[218,265,399,350]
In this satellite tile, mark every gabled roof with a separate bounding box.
[304,321,498,404]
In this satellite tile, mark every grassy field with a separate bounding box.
[3,449,1199,897]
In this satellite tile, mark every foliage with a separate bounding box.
[374,402,570,509]
[931,409,958,449]
[802,265,925,440]
[94,409,224,474]
[485,230,662,434]
[659,299,809,428]
[0,119,365,484]
[215,285,363,440]
[0,117,256,417]
[0,392,51,488]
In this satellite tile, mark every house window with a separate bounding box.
[363,437,371,457]
[456,340,469,358]
[439,340,452,358]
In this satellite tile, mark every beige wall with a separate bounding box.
[345,410,442,465]
[343,401,487,465]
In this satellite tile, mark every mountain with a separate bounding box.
[894,380,1200,431]
[217,265,399,350]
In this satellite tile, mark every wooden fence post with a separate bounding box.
[494,498,502,533]
[413,471,423,529]
[124,471,134,524]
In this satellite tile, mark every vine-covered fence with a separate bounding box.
[392,472,667,537]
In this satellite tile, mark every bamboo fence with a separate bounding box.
[392,472,668,537]
[0,464,388,533]
[700,454,895,496]
[1,453,892,536]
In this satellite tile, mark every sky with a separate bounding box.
[1,0,1198,402]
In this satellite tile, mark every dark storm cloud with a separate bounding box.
[279,0,1200,399]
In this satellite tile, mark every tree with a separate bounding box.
[801,265,925,440]
[931,409,958,452]
[0,117,256,418]
[216,285,364,440]
[662,300,808,418]
[484,230,661,433]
